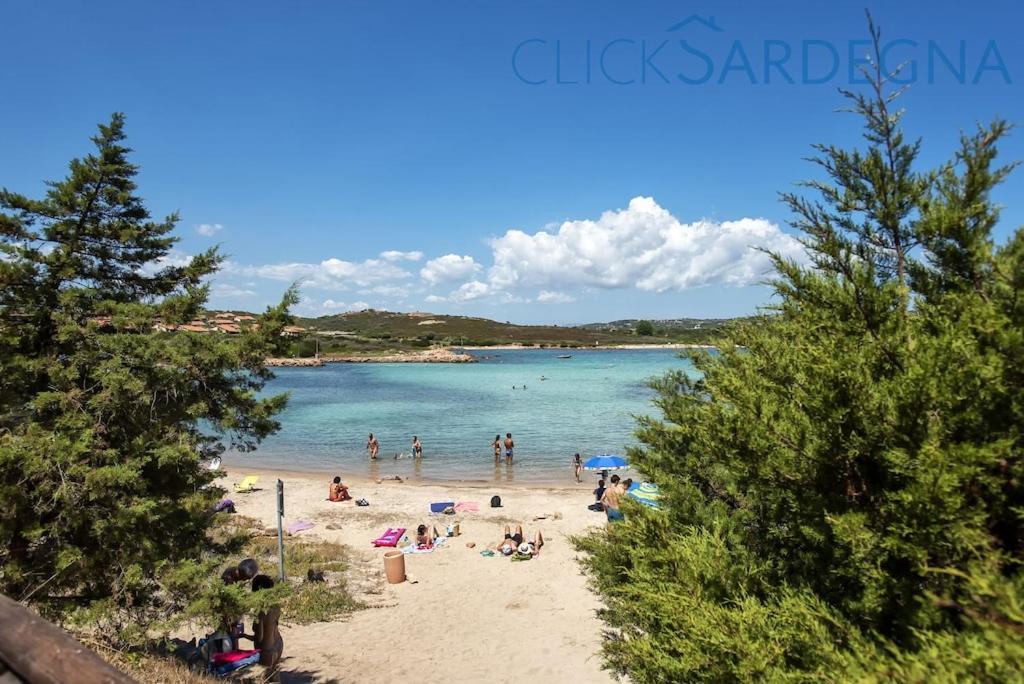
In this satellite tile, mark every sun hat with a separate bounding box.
[518,542,532,555]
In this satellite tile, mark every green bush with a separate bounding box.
[576,22,1024,681]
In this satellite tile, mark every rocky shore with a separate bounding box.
[266,348,476,367]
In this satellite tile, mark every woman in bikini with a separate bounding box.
[573,453,583,483]
[492,435,501,465]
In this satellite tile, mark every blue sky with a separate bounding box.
[1,1,1021,323]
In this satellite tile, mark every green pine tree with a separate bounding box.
[0,114,296,630]
[575,19,1024,681]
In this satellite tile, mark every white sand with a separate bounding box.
[223,469,614,683]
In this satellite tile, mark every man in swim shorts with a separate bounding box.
[504,432,514,465]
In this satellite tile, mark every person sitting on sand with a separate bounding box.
[328,476,351,502]
[366,433,379,460]
[504,433,514,465]
[248,574,283,676]
[602,474,624,521]
[415,524,441,548]
[573,453,583,483]
[412,435,423,459]
[492,434,501,465]
[495,524,544,557]
[591,478,607,511]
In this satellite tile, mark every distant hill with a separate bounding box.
[293,309,744,347]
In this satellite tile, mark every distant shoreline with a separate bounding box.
[457,343,715,350]
[265,343,714,366]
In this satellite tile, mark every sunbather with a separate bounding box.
[415,524,440,547]
[328,476,351,502]
[495,525,544,556]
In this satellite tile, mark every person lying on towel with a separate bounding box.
[328,476,351,502]
[415,524,441,548]
[494,525,544,557]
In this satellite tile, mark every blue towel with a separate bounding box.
[429,501,455,513]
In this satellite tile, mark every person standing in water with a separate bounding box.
[492,434,501,465]
[504,433,514,465]
[573,453,583,483]
[412,435,423,459]
[366,433,379,460]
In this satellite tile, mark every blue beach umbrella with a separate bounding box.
[627,482,662,509]
[583,454,628,471]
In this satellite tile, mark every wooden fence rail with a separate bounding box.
[0,593,135,684]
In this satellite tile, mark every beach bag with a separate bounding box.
[490,495,502,508]
[356,498,369,506]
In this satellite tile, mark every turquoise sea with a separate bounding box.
[226,348,696,484]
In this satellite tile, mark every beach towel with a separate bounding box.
[401,536,447,554]
[287,520,315,535]
[454,501,479,513]
[372,527,406,547]
[429,501,456,513]
[210,649,261,676]
[234,475,259,493]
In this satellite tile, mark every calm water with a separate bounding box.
[226,349,695,484]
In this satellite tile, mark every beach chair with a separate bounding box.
[234,475,259,493]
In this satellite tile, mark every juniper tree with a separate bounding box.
[575,22,1024,681]
[0,114,296,629]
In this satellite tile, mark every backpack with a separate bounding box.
[490,495,502,508]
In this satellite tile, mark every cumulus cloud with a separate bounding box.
[323,299,369,311]
[227,257,412,290]
[420,254,481,285]
[536,290,575,303]
[488,196,805,293]
[195,223,224,237]
[448,280,491,302]
[138,249,193,276]
[212,283,256,298]
[380,250,423,262]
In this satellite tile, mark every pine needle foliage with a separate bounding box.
[0,114,297,630]
[576,18,1024,682]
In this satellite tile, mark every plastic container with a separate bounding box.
[383,550,406,584]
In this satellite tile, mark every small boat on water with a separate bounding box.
[556,354,573,359]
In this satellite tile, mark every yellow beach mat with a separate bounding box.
[234,475,259,493]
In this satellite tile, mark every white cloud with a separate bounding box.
[420,254,481,285]
[226,257,412,290]
[487,196,805,293]
[449,280,490,302]
[424,294,446,303]
[358,284,410,299]
[380,250,424,262]
[536,290,575,303]
[195,223,224,237]
[212,283,256,298]
[138,249,193,276]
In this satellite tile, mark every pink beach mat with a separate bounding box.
[372,527,406,547]
[454,502,479,513]
[287,520,315,535]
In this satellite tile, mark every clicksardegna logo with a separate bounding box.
[511,15,1012,86]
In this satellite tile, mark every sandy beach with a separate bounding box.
[219,468,614,683]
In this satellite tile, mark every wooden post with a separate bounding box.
[0,593,135,683]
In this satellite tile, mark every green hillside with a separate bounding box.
[295,309,737,349]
